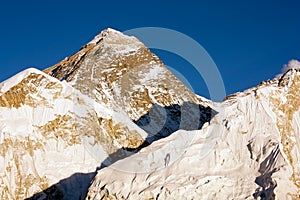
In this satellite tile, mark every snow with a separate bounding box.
[0,115,33,136]
[281,59,300,74]
[1,28,300,199]
[138,64,165,84]
[0,68,62,94]
[88,28,142,56]
[86,71,300,199]
[88,28,124,45]
[0,65,154,199]
[0,68,136,199]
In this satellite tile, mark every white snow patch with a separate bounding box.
[139,64,165,84]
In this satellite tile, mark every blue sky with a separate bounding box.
[0,0,299,100]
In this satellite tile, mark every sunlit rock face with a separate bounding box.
[0,29,210,199]
[44,28,204,121]
[1,28,300,200]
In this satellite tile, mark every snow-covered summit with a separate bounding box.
[87,28,139,46]
[0,68,46,94]
[44,28,209,141]
[1,28,300,200]
[0,28,212,199]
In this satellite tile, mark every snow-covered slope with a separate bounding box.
[0,68,148,199]
[86,69,300,200]
[1,28,299,200]
[0,28,212,199]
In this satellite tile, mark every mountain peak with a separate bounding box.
[43,28,201,121]
[3,28,300,199]
[0,68,52,95]
[43,28,145,82]
[278,68,300,87]
[87,28,129,45]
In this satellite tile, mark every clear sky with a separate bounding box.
[0,0,299,99]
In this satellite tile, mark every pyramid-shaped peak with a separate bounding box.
[43,28,147,80]
[88,28,140,46]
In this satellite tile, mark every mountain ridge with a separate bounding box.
[0,28,299,199]
[86,67,300,199]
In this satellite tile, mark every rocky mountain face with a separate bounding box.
[0,28,299,199]
[44,28,203,115]
[86,68,300,200]
[0,29,211,199]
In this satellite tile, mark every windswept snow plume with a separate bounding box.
[283,59,300,72]
[277,59,300,77]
